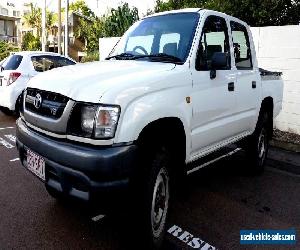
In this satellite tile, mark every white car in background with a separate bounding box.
[0,51,76,115]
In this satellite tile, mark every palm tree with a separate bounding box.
[23,3,42,36]
[23,3,55,38]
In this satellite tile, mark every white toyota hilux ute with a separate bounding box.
[16,9,283,248]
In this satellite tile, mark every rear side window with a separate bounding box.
[2,55,23,70]
[31,56,75,72]
[230,21,253,69]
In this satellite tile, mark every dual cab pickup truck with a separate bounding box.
[16,8,283,249]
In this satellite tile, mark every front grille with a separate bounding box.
[25,88,69,119]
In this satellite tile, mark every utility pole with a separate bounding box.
[64,0,69,56]
[42,0,47,51]
[58,0,62,54]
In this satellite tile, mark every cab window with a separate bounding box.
[230,21,253,69]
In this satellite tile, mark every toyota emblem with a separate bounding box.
[34,93,42,109]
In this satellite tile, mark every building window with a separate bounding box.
[13,11,20,17]
[0,20,5,35]
[1,8,9,15]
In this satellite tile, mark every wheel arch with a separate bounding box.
[137,117,187,178]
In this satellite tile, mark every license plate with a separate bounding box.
[26,149,45,181]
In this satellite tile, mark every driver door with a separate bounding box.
[190,14,237,157]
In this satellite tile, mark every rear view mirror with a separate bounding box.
[210,52,229,79]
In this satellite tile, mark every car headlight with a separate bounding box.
[69,103,121,139]
[81,106,96,134]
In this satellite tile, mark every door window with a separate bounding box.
[197,15,231,71]
[230,21,253,69]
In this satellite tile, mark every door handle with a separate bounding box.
[252,81,257,88]
[228,82,235,91]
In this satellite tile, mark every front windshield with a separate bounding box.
[109,12,200,63]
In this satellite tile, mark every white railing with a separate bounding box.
[0,35,18,44]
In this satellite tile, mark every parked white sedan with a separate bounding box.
[0,51,76,115]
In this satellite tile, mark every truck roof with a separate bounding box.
[145,8,202,18]
[144,8,248,26]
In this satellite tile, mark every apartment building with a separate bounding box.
[0,1,21,44]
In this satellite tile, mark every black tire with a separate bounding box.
[0,106,14,116]
[245,111,270,174]
[131,145,171,250]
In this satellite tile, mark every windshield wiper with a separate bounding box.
[106,52,183,64]
[106,53,137,60]
[135,53,183,64]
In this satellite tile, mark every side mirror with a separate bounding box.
[210,52,229,79]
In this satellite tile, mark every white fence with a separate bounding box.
[99,37,120,61]
[100,25,300,134]
[251,25,300,134]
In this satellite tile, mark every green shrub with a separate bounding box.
[0,41,19,61]
[81,51,99,62]
[21,32,41,51]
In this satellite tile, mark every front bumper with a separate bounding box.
[16,118,138,204]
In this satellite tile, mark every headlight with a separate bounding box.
[81,106,96,134]
[68,103,120,139]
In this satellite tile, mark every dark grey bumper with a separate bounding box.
[16,118,138,203]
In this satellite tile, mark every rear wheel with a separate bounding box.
[245,111,270,174]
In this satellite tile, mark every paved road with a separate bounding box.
[1,111,300,249]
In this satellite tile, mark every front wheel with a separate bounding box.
[131,146,171,249]
[150,165,170,244]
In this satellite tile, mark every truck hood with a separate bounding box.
[27,60,176,103]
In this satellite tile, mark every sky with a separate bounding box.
[11,0,156,16]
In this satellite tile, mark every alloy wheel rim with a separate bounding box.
[258,128,267,164]
[151,167,169,238]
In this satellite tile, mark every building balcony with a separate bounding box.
[0,35,18,44]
